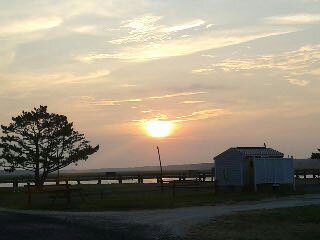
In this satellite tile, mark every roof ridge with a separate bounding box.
[236,146,267,149]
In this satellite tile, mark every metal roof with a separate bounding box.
[234,147,284,157]
[214,147,284,159]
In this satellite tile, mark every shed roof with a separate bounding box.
[234,147,284,157]
[214,146,284,159]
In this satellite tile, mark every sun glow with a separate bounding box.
[144,120,174,138]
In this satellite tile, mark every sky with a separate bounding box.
[0,0,319,169]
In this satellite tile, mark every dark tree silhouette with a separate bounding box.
[0,106,99,186]
[311,149,320,159]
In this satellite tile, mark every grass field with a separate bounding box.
[0,183,268,211]
[187,205,320,240]
[0,180,319,211]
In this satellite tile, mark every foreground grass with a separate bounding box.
[187,206,320,240]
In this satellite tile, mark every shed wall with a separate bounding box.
[254,158,294,184]
[215,149,244,186]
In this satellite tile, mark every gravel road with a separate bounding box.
[1,194,320,240]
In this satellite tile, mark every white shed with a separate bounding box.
[213,146,294,190]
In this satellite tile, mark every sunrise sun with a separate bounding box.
[144,120,174,138]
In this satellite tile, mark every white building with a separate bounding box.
[213,146,294,190]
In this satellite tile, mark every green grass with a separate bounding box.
[187,206,320,240]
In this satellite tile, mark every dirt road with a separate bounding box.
[1,194,320,240]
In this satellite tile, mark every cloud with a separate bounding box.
[117,84,137,88]
[149,91,206,99]
[40,70,110,84]
[108,15,208,45]
[175,109,230,122]
[72,25,98,34]
[109,15,167,44]
[89,98,142,106]
[287,79,309,86]
[141,110,152,113]
[132,108,229,124]
[193,44,320,86]
[83,91,207,106]
[78,28,295,62]
[0,50,15,69]
[265,14,320,24]
[181,101,205,104]
[0,69,110,96]
[164,19,206,32]
[192,68,215,74]
[206,24,214,29]
[311,68,320,75]
[0,17,62,36]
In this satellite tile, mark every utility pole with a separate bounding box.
[157,146,163,192]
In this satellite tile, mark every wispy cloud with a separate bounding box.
[175,109,230,122]
[117,84,137,88]
[193,44,320,86]
[132,108,229,124]
[192,68,215,74]
[0,69,110,95]
[110,15,167,44]
[181,101,205,104]
[89,98,142,106]
[164,19,205,32]
[141,110,152,113]
[78,28,295,62]
[72,25,98,34]
[0,50,15,69]
[265,13,320,24]
[287,78,309,86]
[149,91,206,99]
[83,91,207,106]
[108,15,208,45]
[0,17,62,36]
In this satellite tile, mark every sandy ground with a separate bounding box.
[1,194,320,240]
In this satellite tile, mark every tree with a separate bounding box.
[0,106,99,186]
[311,149,320,159]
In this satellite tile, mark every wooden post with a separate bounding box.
[66,184,71,205]
[172,182,176,197]
[77,179,81,185]
[27,183,31,205]
[12,179,18,192]
[100,190,104,200]
[97,178,102,185]
[118,177,123,184]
